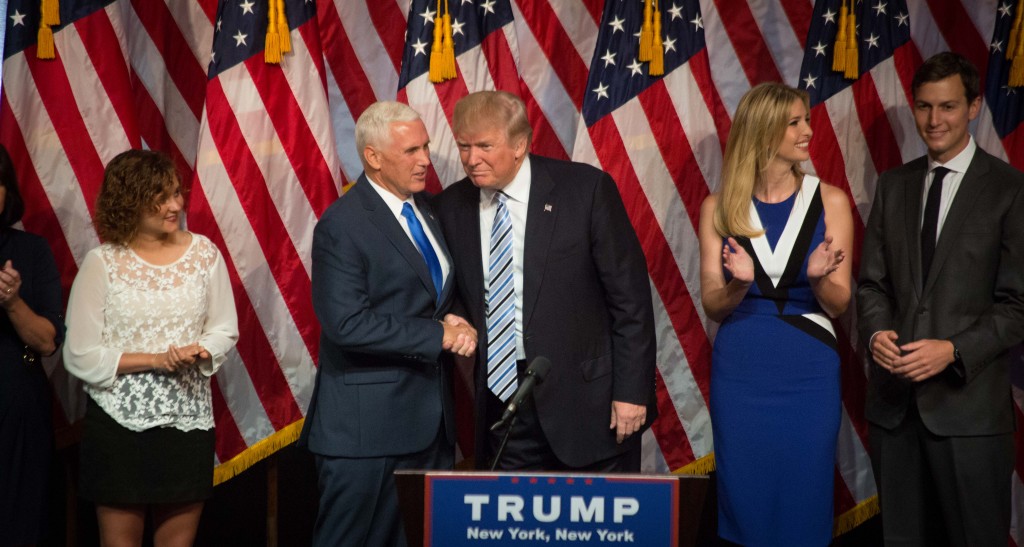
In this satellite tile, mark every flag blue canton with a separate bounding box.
[398,0,514,89]
[797,0,911,106]
[207,0,315,79]
[581,0,704,127]
[985,1,1024,139]
[3,0,112,59]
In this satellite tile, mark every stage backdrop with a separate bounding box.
[2,0,1023,539]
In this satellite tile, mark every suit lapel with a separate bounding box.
[923,150,990,296]
[358,178,437,300]
[903,161,927,296]
[522,157,556,329]
[455,181,486,320]
[415,192,451,305]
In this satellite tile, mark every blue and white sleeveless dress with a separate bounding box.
[710,175,841,546]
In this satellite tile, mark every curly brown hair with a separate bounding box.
[94,150,182,245]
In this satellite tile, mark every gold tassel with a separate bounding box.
[41,0,59,26]
[1010,0,1024,60]
[277,0,291,54]
[832,0,848,73]
[844,7,858,79]
[441,10,456,79]
[1011,31,1024,86]
[265,0,281,64]
[37,24,55,59]
[649,3,664,76]
[428,11,444,83]
[639,0,653,62]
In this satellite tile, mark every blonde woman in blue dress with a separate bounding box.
[698,82,853,546]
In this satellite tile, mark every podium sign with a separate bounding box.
[423,473,678,546]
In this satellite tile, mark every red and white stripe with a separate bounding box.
[8,0,1024,537]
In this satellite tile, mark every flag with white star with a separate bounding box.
[581,0,704,126]
[395,0,526,189]
[983,1,1024,142]
[798,0,911,106]
[191,0,342,482]
[570,0,727,483]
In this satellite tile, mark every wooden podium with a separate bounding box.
[393,471,712,547]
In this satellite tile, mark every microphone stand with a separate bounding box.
[489,414,518,471]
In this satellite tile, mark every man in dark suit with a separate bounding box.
[858,52,1024,544]
[434,90,656,472]
[299,101,476,547]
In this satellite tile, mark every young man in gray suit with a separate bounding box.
[299,101,476,547]
[858,52,1024,544]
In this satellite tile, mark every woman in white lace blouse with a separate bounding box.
[64,150,238,547]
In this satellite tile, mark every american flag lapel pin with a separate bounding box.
[544,204,553,212]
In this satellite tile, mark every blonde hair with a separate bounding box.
[452,90,532,147]
[714,82,809,237]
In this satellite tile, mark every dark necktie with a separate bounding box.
[401,203,443,300]
[921,166,950,283]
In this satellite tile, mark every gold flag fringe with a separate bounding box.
[213,419,305,485]
[674,452,878,539]
[674,452,716,475]
[832,496,879,537]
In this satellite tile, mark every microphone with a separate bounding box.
[490,357,551,432]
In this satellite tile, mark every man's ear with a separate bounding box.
[363,146,381,171]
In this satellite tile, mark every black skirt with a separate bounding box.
[79,397,214,505]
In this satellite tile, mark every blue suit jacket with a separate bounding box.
[299,175,456,457]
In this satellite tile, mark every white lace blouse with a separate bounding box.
[63,234,238,432]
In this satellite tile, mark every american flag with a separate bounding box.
[3,0,1023,538]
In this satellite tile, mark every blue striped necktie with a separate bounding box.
[487,192,518,401]
[401,203,443,300]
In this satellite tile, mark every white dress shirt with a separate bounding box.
[366,176,450,284]
[480,156,531,360]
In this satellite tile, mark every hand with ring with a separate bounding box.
[0,260,22,309]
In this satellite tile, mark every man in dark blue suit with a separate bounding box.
[434,91,656,472]
[299,101,476,547]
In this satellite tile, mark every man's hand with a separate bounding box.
[610,401,647,444]
[869,330,901,371]
[892,339,955,382]
[442,314,477,357]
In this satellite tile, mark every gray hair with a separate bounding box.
[355,101,423,155]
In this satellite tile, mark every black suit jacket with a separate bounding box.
[858,147,1024,436]
[434,155,657,468]
[299,176,456,457]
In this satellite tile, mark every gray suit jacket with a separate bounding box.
[858,147,1024,436]
[299,176,456,457]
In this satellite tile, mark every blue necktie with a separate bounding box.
[401,203,443,300]
[487,192,518,401]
